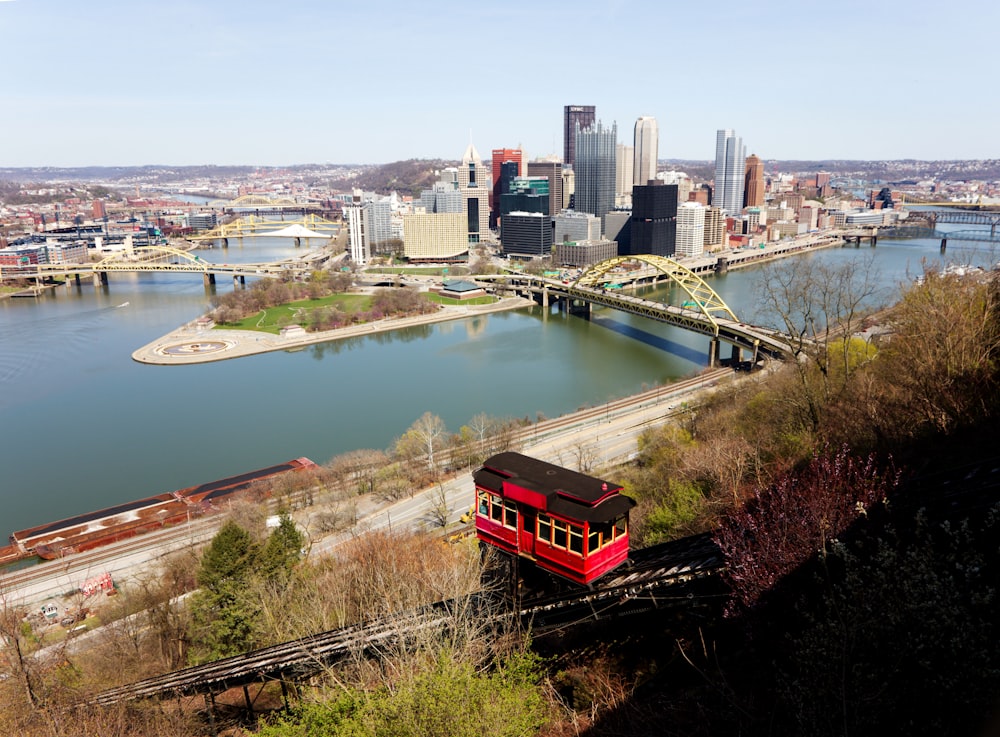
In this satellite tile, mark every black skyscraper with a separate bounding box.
[625,183,678,257]
[563,105,595,168]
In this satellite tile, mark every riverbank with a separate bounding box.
[131,295,534,365]
[132,230,846,365]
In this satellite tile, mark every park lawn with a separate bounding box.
[222,293,372,334]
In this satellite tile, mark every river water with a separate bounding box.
[0,226,993,534]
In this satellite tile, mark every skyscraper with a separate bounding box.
[633,116,658,186]
[526,158,564,219]
[458,143,491,243]
[744,153,764,208]
[490,147,523,228]
[626,182,677,257]
[676,202,706,257]
[615,143,634,207]
[714,129,746,216]
[574,120,617,226]
[563,105,595,168]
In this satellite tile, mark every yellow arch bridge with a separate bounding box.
[0,245,314,288]
[485,255,794,363]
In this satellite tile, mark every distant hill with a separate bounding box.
[0,159,997,196]
[329,159,457,197]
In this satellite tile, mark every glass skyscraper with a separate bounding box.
[714,129,746,216]
[574,120,617,226]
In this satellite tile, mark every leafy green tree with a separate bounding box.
[188,520,261,663]
[261,513,305,578]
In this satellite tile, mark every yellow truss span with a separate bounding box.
[94,245,205,269]
[226,194,300,208]
[574,255,738,327]
[189,214,341,241]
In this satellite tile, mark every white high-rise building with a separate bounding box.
[676,202,706,257]
[615,143,634,207]
[714,129,746,216]
[344,192,369,264]
[633,116,658,186]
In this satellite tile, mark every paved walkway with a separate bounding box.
[131,296,533,365]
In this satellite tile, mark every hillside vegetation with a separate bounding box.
[2,261,999,737]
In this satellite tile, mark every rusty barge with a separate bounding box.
[0,458,317,564]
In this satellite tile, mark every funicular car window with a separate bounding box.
[537,514,552,544]
[552,519,567,548]
[490,495,503,522]
[568,525,583,555]
[503,500,518,528]
[477,489,490,515]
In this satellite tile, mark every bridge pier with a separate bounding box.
[204,273,216,287]
[708,338,720,367]
[731,344,742,366]
[871,235,877,247]
[715,255,729,273]
[941,237,947,253]
[541,286,549,309]
[92,271,108,288]
[234,274,245,289]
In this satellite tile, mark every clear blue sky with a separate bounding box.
[2,0,996,167]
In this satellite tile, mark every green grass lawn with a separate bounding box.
[221,293,372,334]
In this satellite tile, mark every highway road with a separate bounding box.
[0,368,734,614]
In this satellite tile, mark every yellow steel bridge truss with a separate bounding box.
[188,214,341,242]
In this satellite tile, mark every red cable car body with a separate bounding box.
[474,452,636,586]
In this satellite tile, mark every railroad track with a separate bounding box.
[92,533,727,706]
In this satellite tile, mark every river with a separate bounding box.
[0,226,993,534]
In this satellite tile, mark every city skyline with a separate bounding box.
[2,0,997,168]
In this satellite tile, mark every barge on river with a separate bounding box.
[0,458,317,563]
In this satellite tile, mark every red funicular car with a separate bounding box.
[474,452,635,586]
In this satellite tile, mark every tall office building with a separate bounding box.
[744,153,765,208]
[526,158,564,219]
[501,211,552,258]
[554,210,602,244]
[499,177,549,221]
[458,143,491,243]
[563,105,595,168]
[676,202,706,257]
[703,206,725,250]
[633,116,658,186]
[615,143,634,207]
[574,120,617,225]
[626,182,677,257]
[491,147,523,228]
[344,195,369,264]
[714,129,746,216]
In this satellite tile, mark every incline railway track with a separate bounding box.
[93,533,726,706]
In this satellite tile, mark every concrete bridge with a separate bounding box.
[480,255,796,365]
